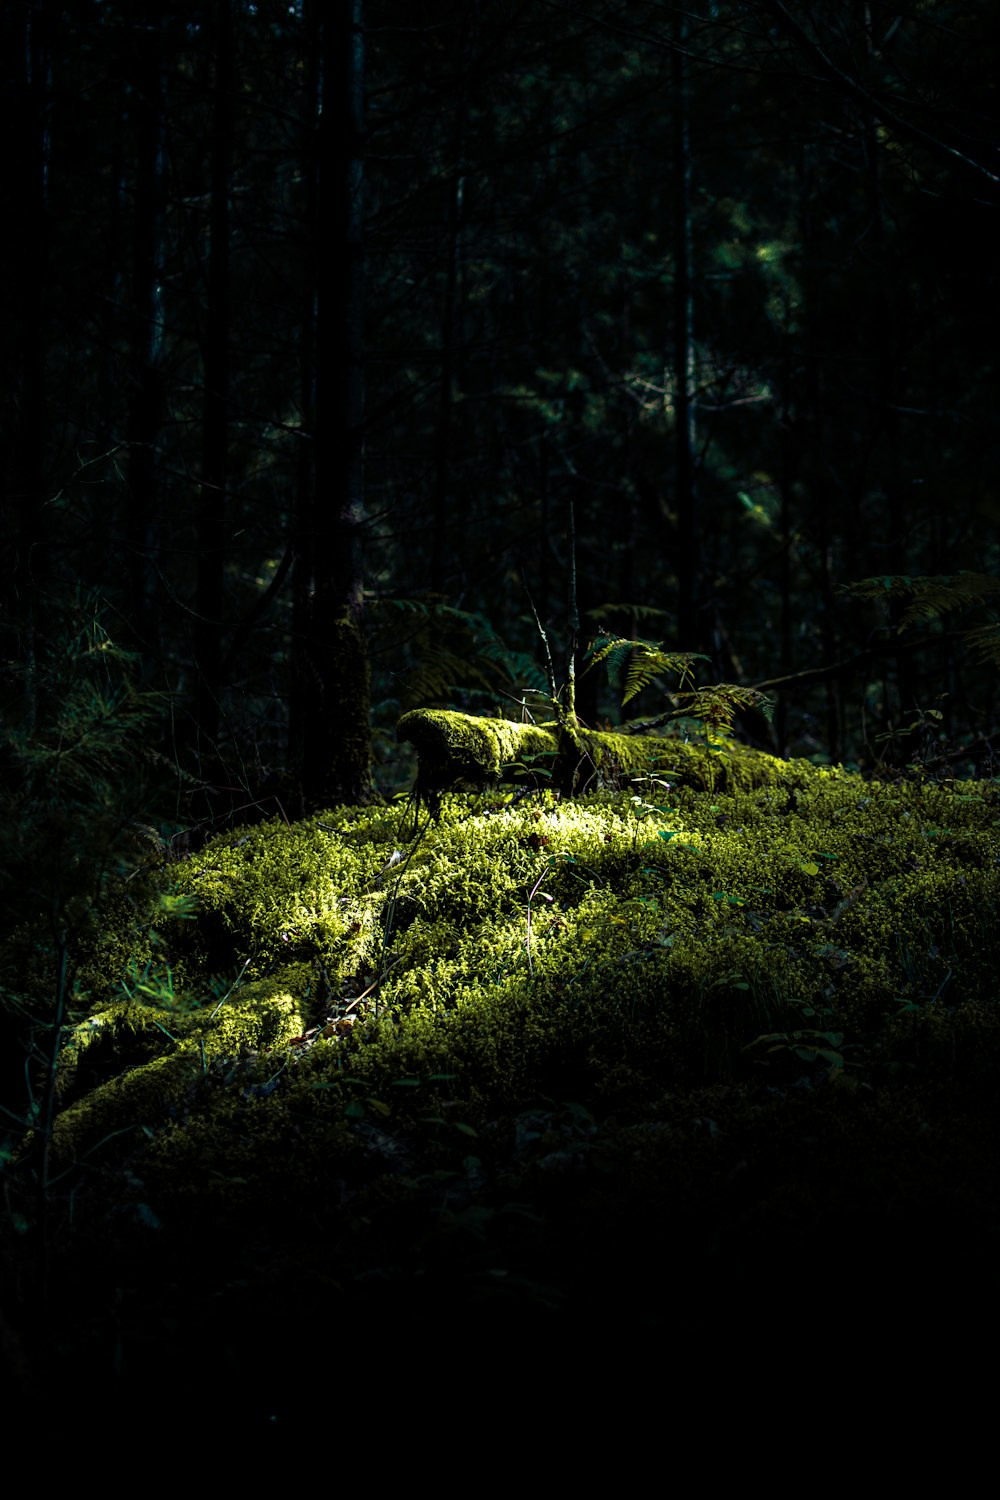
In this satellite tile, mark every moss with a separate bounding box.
[43,972,308,1169]
[397,708,558,795]
[23,756,1000,1210]
[55,999,178,1108]
[156,806,403,988]
[397,707,829,803]
[6,762,1000,1417]
[574,725,833,796]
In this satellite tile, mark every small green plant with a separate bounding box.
[839,573,1000,668]
[0,588,181,1259]
[745,1027,850,1083]
[586,632,775,744]
[874,701,946,766]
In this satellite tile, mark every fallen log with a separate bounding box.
[397,708,817,804]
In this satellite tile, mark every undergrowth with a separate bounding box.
[2,582,1000,1416]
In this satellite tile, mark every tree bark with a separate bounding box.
[125,1,165,661]
[0,0,50,719]
[194,0,235,752]
[671,17,698,653]
[430,100,466,595]
[293,0,372,810]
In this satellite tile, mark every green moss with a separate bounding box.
[397,706,830,802]
[43,972,308,1169]
[25,756,1000,1206]
[397,708,558,794]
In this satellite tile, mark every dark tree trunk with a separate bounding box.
[800,147,843,763]
[194,0,235,752]
[671,18,698,653]
[776,281,799,757]
[859,10,918,743]
[125,2,165,660]
[430,100,466,595]
[293,0,371,811]
[289,1,320,784]
[0,0,49,714]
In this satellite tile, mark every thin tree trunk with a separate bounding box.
[800,146,842,763]
[776,284,798,756]
[195,0,235,752]
[125,1,165,660]
[295,0,371,810]
[430,101,466,594]
[1,0,49,722]
[859,7,917,742]
[671,18,698,652]
[289,0,320,785]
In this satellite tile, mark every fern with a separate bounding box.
[840,572,1000,630]
[586,602,675,629]
[961,622,1000,672]
[0,591,181,1182]
[670,683,775,737]
[840,571,1000,685]
[588,633,709,705]
[369,598,550,706]
[0,591,168,934]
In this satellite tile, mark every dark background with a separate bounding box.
[1,1,999,1422]
[2,0,998,832]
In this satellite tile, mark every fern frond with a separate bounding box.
[474,638,550,695]
[586,603,674,628]
[671,683,775,735]
[370,598,550,698]
[963,622,1000,671]
[399,646,498,705]
[840,573,1000,630]
[588,634,708,704]
[367,597,432,615]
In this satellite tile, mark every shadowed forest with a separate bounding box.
[1,0,998,1429]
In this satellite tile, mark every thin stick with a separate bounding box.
[521,571,559,706]
[525,868,553,976]
[565,499,579,727]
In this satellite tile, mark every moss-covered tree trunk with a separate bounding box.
[397,708,795,800]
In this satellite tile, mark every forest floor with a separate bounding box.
[2,762,999,1426]
[4,1071,996,1431]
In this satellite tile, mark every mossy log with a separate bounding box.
[397,708,817,800]
[9,752,999,1333]
[396,709,557,795]
[29,979,308,1171]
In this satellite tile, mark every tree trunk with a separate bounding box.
[125,1,165,661]
[293,0,371,811]
[289,1,319,787]
[800,146,843,763]
[859,8,918,744]
[0,0,49,722]
[430,99,466,595]
[194,0,235,753]
[671,17,698,653]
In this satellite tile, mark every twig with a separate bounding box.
[208,957,252,1018]
[521,570,559,706]
[526,868,553,976]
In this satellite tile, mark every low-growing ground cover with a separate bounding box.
[2,732,999,1422]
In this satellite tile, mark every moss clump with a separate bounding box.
[34,973,308,1170]
[398,707,829,801]
[4,751,1000,1415]
[26,757,999,1204]
[397,708,557,796]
